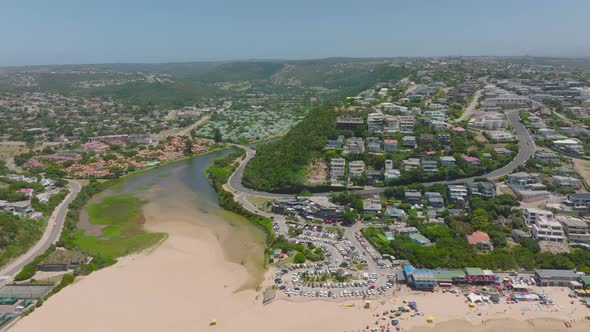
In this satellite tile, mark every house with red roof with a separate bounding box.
[466,231,494,251]
[461,154,481,166]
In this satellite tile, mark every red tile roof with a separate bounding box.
[466,231,491,245]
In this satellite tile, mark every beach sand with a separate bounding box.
[9,155,590,332]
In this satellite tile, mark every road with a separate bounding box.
[0,180,82,279]
[453,89,481,123]
[226,110,535,199]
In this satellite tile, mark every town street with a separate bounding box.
[0,180,82,279]
[453,89,482,123]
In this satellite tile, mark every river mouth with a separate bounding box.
[82,149,267,290]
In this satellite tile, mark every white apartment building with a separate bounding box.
[399,116,415,133]
[469,112,508,129]
[330,158,346,180]
[384,115,400,134]
[524,207,554,225]
[531,216,566,243]
[555,215,590,243]
[348,160,366,178]
[367,112,384,133]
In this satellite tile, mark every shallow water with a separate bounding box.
[86,150,267,289]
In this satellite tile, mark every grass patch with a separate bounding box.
[72,194,165,258]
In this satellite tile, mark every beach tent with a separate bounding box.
[469,302,476,307]
[468,293,483,303]
[209,319,217,326]
[427,316,435,323]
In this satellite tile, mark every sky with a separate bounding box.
[1,0,590,66]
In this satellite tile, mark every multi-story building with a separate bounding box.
[343,137,365,154]
[555,215,590,243]
[400,116,415,133]
[564,193,590,210]
[551,176,582,190]
[367,112,384,133]
[402,158,421,171]
[469,112,508,129]
[531,216,566,242]
[383,115,400,134]
[365,137,382,152]
[401,136,417,148]
[506,172,541,186]
[405,191,422,205]
[383,139,398,152]
[330,158,346,180]
[447,184,468,204]
[421,158,438,173]
[486,130,514,141]
[336,116,364,130]
[535,151,561,164]
[440,156,456,167]
[468,182,496,199]
[524,207,554,225]
[348,160,365,178]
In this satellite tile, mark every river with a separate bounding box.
[83,149,267,289]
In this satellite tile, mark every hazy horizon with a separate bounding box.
[2,0,590,66]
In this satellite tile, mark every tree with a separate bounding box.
[293,252,306,264]
[213,128,223,143]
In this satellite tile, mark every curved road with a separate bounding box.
[227,111,535,198]
[0,180,81,279]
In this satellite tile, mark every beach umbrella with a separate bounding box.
[426,316,435,323]
[209,319,217,326]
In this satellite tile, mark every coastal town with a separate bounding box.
[0,56,590,331]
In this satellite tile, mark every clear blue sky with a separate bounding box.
[1,0,589,66]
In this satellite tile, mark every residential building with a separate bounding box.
[336,116,364,130]
[401,136,417,148]
[366,137,382,152]
[348,160,365,178]
[469,111,508,129]
[343,137,365,154]
[400,116,415,133]
[363,199,382,215]
[511,229,531,242]
[383,139,398,152]
[424,192,444,208]
[531,216,566,242]
[466,231,494,251]
[385,206,407,220]
[506,172,541,186]
[409,233,432,246]
[330,158,346,180]
[555,215,590,243]
[367,112,384,133]
[437,134,451,145]
[461,155,481,166]
[440,156,456,167]
[421,158,438,173]
[551,176,582,189]
[468,182,496,199]
[447,185,468,204]
[383,115,399,134]
[486,130,514,141]
[524,207,554,225]
[405,191,422,205]
[535,151,561,164]
[402,158,421,171]
[564,193,590,210]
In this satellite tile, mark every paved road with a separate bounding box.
[227,111,535,198]
[0,180,82,278]
[453,90,481,123]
